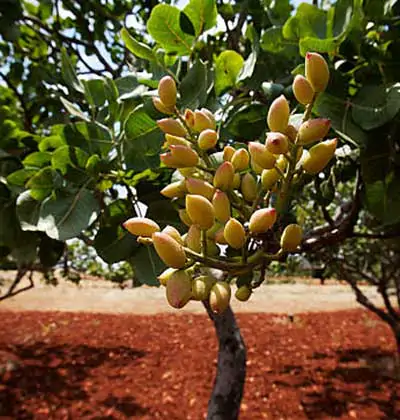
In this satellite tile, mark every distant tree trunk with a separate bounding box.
[203,301,247,420]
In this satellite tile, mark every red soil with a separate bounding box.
[0,309,398,419]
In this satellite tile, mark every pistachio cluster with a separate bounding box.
[123,52,336,313]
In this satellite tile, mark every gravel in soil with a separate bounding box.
[0,309,399,419]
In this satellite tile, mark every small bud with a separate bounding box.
[153,97,174,114]
[184,109,195,128]
[192,275,215,301]
[292,75,315,105]
[179,209,192,227]
[185,224,202,252]
[200,108,216,129]
[198,129,218,150]
[261,168,281,190]
[224,218,246,249]
[209,281,231,314]
[280,224,303,252]
[249,208,277,234]
[162,225,183,245]
[161,180,187,199]
[165,133,191,147]
[285,125,298,143]
[170,145,199,167]
[231,148,250,172]
[157,267,178,286]
[248,142,276,170]
[186,177,215,201]
[157,118,187,137]
[297,118,331,145]
[193,110,214,132]
[158,75,177,108]
[302,138,337,174]
[251,160,263,175]
[166,270,192,309]
[160,152,180,168]
[232,173,241,189]
[235,285,252,302]
[152,232,187,268]
[212,190,231,223]
[241,173,257,202]
[266,132,289,155]
[186,194,215,230]
[214,161,235,191]
[305,52,329,93]
[223,145,235,162]
[123,217,160,237]
[178,167,197,178]
[267,95,290,133]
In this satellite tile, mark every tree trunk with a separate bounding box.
[392,323,400,360]
[203,301,247,420]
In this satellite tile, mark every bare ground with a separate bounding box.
[0,270,387,314]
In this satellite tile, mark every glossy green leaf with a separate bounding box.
[261,26,287,53]
[95,224,139,264]
[6,168,37,187]
[180,59,209,109]
[352,84,400,131]
[123,108,163,171]
[61,48,84,93]
[299,36,338,55]
[130,245,164,286]
[365,173,400,226]
[183,0,218,36]
[120,27,156,61]
[179,11,196,36]
[37,189,100,241]
[60,97,89,122]
[51,146,89,175]
[83,79,107,108]
[23,152,51,169]
[26,166,57,201]
[16,190,41,231]
[147,4,194,55]
[215,50,244,95]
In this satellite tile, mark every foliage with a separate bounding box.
[0,0,399,298]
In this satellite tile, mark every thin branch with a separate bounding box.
[0,269,33,302]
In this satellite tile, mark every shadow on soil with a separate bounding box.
[0,343,148,418]
[273,347,399,419]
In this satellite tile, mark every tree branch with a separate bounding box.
[203,301,246,420]
[0,269,33,302]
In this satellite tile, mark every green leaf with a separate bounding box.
[314,92,367,146]
[62,122,112,158]
[61,48,84,93]
[39,235,65,267]
[26,166,58,201]
[83,79,107,108]
[299,36,338,56]
[37,189,101,241]
[123,108,163,171]
[179,11,196,36]
[183,0,218,36]
[120,27,156,61]
[261,26,287,53]
[94,225,139,264]
[6,168,37,187]
[351,84,400,131]
[225,103,268,141]
[215,50,244,95]
[39,135,66,152]
[147,4,194,55]
[23,152,52,169]
[130,245,164,286]
[60,97,89,122]
[16,190,41,231]
[115,75,139,97]
[365,173,400,226]
[180,60,209,109]
[51,146,89,175]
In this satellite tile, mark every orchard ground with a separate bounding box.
[0,271,399,419]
